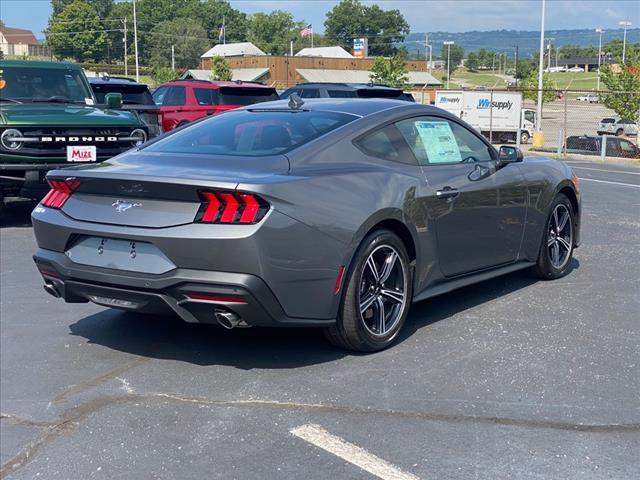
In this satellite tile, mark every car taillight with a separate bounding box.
[41,178,80,209]
[196,191,269,224]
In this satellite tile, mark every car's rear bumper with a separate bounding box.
[33,247,335,328]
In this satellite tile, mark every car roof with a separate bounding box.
[88,77,148,87]
[160,79,274,89]
[244,98,436,117]
[286,83,402,92]
[0,59,81,70]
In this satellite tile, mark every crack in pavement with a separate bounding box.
[2,391,639,479]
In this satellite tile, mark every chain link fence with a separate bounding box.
[414,89,640,161]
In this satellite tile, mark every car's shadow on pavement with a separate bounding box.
[0,199,36,228]
[69,260,579,368]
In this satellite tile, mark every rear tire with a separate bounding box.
[615,128,624,136]
[324,229,413,352]
[520,131,530,144]
[531,194,575,280]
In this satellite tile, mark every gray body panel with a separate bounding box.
[31,99,581,327]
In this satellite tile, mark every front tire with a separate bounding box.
[325,229,413,352]
[615,128,624,136]
[531,194,575,280]
[520,131,530,144]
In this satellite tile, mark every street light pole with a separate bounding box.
[133,0,139,82]
[596,28,604,91]
[514,45,519,87]
[122,18,127,77]
[535,0,546,137]
[619,21,631,64]
[444,41,454,89]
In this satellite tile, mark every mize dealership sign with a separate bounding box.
[353,38,368,58]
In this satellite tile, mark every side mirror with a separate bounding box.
[104,92,122,110]
[497,146,523,167]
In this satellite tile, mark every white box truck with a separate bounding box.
[435,90,536,144]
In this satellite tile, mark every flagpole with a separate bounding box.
[223,17,226,45]
[311,25,314,48]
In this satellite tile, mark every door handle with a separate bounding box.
[436,186,459,200]
[206,110,214,116]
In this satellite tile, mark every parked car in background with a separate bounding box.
[152,79,279,132]
[567,66,584,72]
[0,60,148,203]
[576,94,599,103]
[89,76,161,138]
[565,135,640,158]
[280,83,413,101]
[597,117,639,136]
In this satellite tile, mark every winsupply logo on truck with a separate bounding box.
[439,96,460,103]
[477,98,513,110]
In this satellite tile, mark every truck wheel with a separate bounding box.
[520,131,530,144]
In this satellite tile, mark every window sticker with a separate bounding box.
[414,121,462,164]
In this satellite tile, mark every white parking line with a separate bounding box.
[580,178,640,188]
[571,166,640,175]
[290,424,419,480]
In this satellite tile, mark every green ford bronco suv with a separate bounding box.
[0,60,148,203]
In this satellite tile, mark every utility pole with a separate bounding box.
[444,41,454,89]
[535,0,546,137]
[515,45,519,87]
[619,21,631,64]
[290,40,293,57]
[171,45,175,70]
[596,28,604,91]
[133,0,139,82]
[546,38,554,72]
[122,18,127,76]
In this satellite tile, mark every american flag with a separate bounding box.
[300,24,313,38]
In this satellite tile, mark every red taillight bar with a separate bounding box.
[197,190,268,225]
[41,178,80,209]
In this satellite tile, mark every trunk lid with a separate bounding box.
[51,151,288,227]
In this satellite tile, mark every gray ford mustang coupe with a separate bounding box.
[32,98,581,352]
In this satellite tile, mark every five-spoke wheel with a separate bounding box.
[532,193,575,279]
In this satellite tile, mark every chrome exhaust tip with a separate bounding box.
[214,309,250,329]
[43,283,61,298]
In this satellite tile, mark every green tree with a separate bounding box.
[442,43,464,76]
[147,19,209,69]
[46,0,109,62]
[466,52,479,72]
[200,0,248,44]
[520,70,556,103]
[600,65,640,122]
[52,0,112,17]
[515,59,535,80]
[324,0,409,57]
[248,11,303,56]
[369,53,409,89]
[151,67,177,87]
[209,55,233,81]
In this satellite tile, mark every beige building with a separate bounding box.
[0,26,41,57]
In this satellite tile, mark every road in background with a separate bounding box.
[1,162,639,479]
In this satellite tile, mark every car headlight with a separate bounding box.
[1,129,24,151]
[131,128,147,147]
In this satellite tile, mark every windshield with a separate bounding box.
[218,87,279,106]
[92,84,154,105]
[144,109,357,156]
[0,66,93,104]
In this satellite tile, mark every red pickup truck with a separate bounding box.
[152,79,279,132]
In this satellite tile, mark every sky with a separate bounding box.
[0,0,638,38]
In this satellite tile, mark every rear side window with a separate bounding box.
[356,89,402,99]
[144,110,356,156]
[328,90,356,98]
[299,89,321,99]
[600,118,615,124]
[194,88,218,105]
[219,87,279,106]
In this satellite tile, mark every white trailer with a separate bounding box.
[435,90,536,144]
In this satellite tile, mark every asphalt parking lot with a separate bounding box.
[1,159,639,479]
